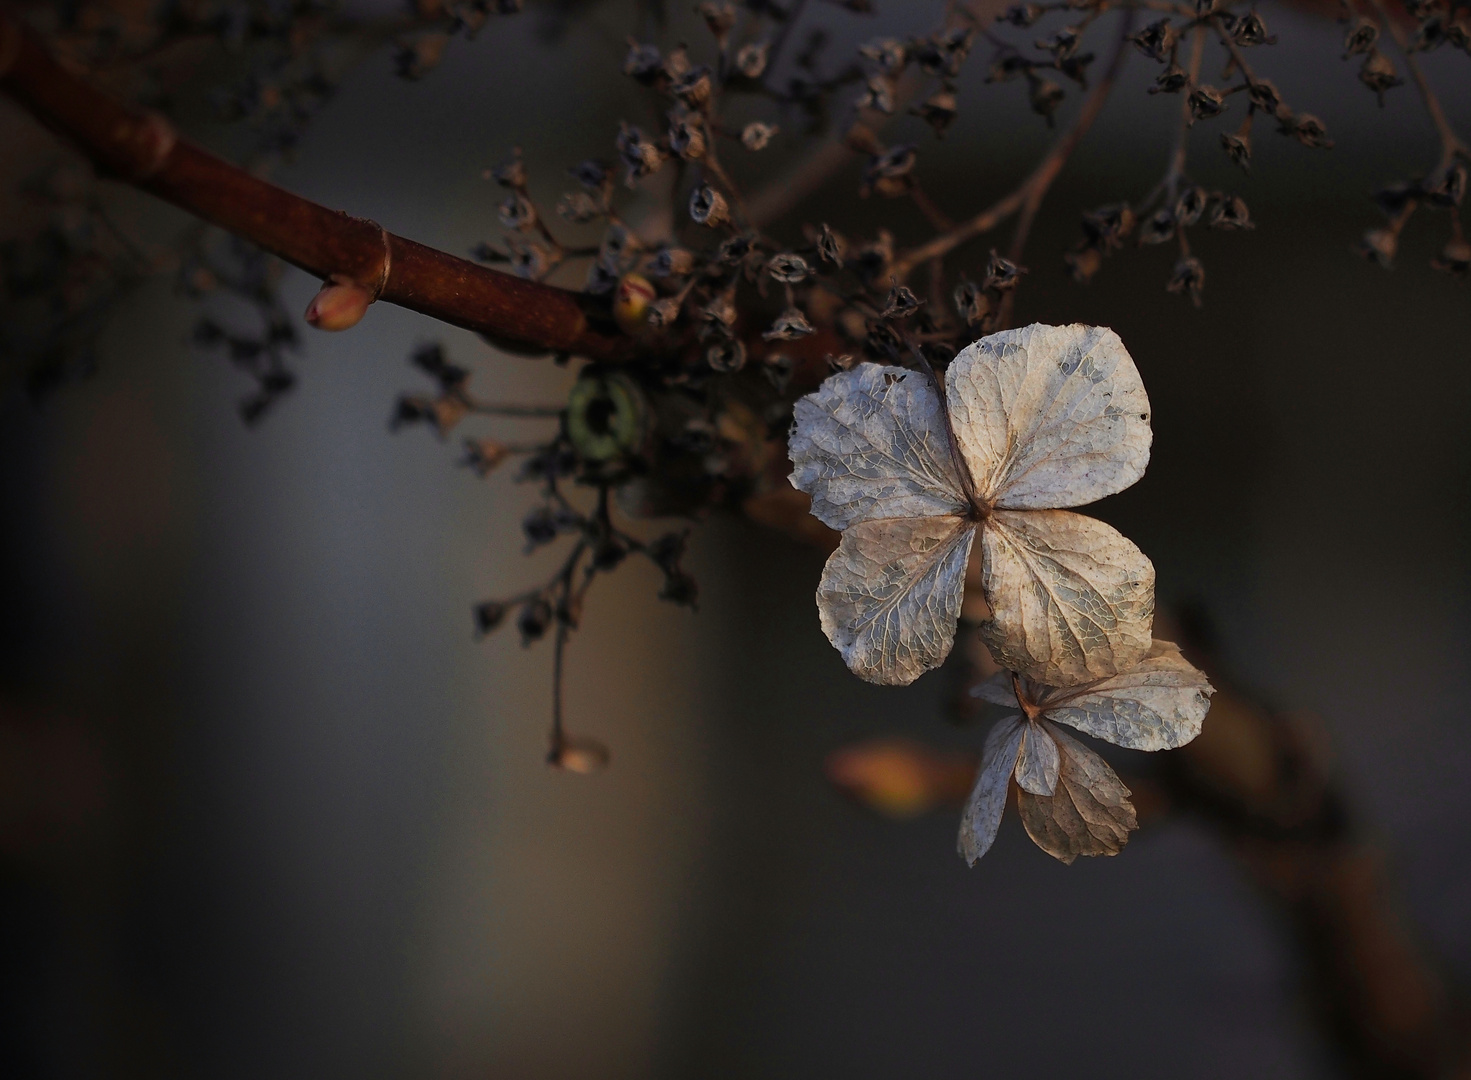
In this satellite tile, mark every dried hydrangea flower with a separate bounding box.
[959,641,1213,863]
[789,324,1155,687]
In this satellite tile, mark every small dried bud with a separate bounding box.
[661,46,691,82]
[613,274,656,336]
[1247,79,1286,117]
[616,124,666,185]
[767,253,811,284]
[817,224,846,264]
[648,247,696,278]
[1207,194,1254,230]
[473,600,507,637]
[624,41,663,82]
[701,293,737,333]
[556,191,602,224]
[1174,185,1209,227]
[1343,17,1379,56]
[1037,25,1082,60]
[982,250,1026,292]
[880,281,922,319]
[826,353,857,373]
[1064,245,1103,283]
[1359,50,1403,106]
[1148,65,1189,95]
[1187,85,1226,122]
[954,279,991,326]
[548,735,611,774]
[690,185,731,227]
[860,145,917,198]
[1423,164,1466,209]
[1360,227,1397,268]
[463,438,511,477]
[304,280,371,331]
[1082,203,1136,249]
[859,75,897,114]
[716,232,756,265]
[706,338,747,373]
[912,88,958,138]
[1166,256,1206,306]
[912,27,973,77]
[1231,12,1276,46]
[1132,19,1176,63]
[987,55,1032,84]
[742,122,779,151]
[490,147,527,189]
[1029,76,1065,124]
[1414,15,1448,51]
[522,507,560,550]
[858,37,908,75]
[568,160,611,191]
[734,41,770,79]
[1003,3,1044,27]
[1430,234,1471,277]
[1139,209,1177,245]
[668,110,708,160]
[498,192,537,231]
[647,297,681,329]
[507,239,555,280]
[671,66,715,109]
[1285,113,1333,149]
[584,261,620,296]
[1220,131,1252,173]
[698,1,736,40]
[763,308,816,341]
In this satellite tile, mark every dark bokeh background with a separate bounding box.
[2,2,1469,1077]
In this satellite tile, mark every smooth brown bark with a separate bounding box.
[0,11,637,362]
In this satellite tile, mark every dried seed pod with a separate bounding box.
[690,185,730,227]
[742,122,779,151]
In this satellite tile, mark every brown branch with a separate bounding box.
[892,10,1134,281]
[0,12,637,363]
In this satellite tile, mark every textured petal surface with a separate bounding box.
[1041,639,1214,750]
[1014,720,1059,796]
[978,509,1155,686]
[790,363,968,530]
[1016,723,1136,864]
[945,324,1151,510]
[958,715,1024,865]
[969,669,1018,707]
[817,516,977,686]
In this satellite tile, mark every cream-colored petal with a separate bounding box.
[969,669,1018,708]
[817,516,977,686]
[1042,639,1214,751]
[790,362,968,530]
[1016,723,1136,864]
[945,324,1151,510]
[1014,720,1059,796]
[978,509,1154,686]
[958,715,1024,865]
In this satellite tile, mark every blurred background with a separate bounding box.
[1,1,1469,1077]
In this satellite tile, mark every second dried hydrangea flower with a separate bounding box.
[789,323,1154,687]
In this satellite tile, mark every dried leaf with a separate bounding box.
[979,509,1155,684]
[789,362,967,530]
[818,516,976,685]
[945,324,1152,510]
[958,715,1023,865]
[1040,639,1214,750]
[1014,720,1059,795]
[1015,723,1136,863]
[969,669,1017,706]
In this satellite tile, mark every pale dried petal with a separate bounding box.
[789,363,968,531]
[818,516,977,685]
[1014,720,1059,795]
[946,324,1152,510]
[1016,723,1136,864]
[1042,639,1214,750]
[978,508,1154,686]
[969,669,1018,707]
[958,715,1024,865]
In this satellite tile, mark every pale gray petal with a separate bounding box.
[969,669,1018,707]
[817,516,977,686]
[945,324,1152,510]
[790,362,968,530]
[1016,723,1136,864]
[958,715,1024,865]
[1014,720,1059,796]
[978,508,1154,687]
[1042,639,1215,750]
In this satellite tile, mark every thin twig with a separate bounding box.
[1361,0,1469,169]
[893,9,1135,280]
